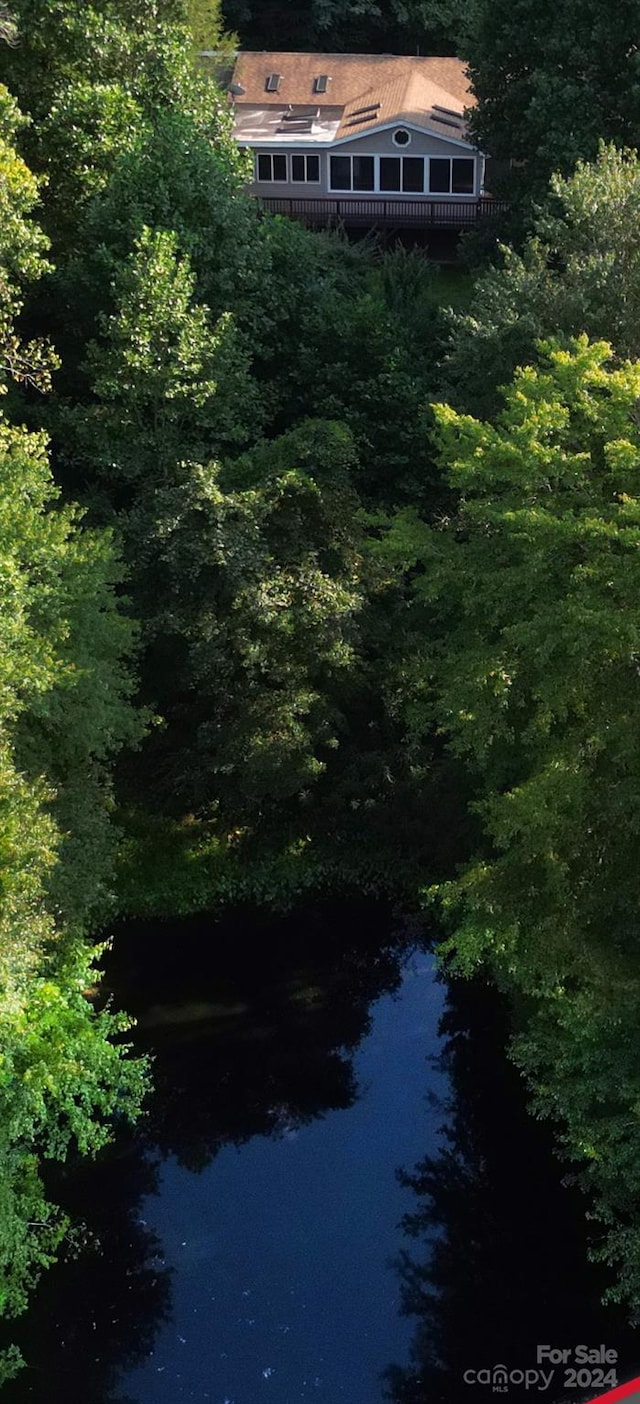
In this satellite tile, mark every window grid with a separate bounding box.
[254,152,476,196]
[291,152,321,183]
[328,153,475,196]
[256,152,288,182]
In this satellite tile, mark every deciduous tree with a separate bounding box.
[446,145,640,418]
[376,338,640,1308]
[464,0,640,209]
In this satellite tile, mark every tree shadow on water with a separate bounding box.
[4,897,414,1402]
[2,1144,171,1404]
[384,979,640,1404]
[108,897,411,1170]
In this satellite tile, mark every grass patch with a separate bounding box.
[425,264,475,310]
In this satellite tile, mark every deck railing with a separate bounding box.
[259,195,509,229]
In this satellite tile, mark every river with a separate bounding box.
[5,900,639,1402]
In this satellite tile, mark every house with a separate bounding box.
[227,51,501,230]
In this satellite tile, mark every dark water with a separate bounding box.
[5,901,640,1403]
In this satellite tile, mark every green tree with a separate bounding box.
[0,0,185,128]
[376,337,640,1309]
[282,284,442,506]
[0,79,147,1375]
[182,0,231,52]
[0,0,250,274]
[0,0,463,905]
[1,419,143,931]
[2,0,263,447]
[68,225,257,497]
[0,4,16,44]
[446,145,640,419]
[0,415,147,1378]
[0,939,145,1320]
[115,418,364,825]
[0,83,55,393]
[63,219,385,836]
[464,0,640,209]
[224,0,464,54]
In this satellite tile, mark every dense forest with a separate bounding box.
[2,0,640,1382]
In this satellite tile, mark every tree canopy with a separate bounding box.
[376,337,640,1307]
[222,0,464,56]
[464,0,640,209]
[3,0,640,1355]
[0,49,147,1379]
[445,145,640,418]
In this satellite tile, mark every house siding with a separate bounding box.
[334,128,471,158]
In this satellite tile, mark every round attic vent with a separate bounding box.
[393,128,411,147]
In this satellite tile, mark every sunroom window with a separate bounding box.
[452,158,475,193]
[379,156,425,192]
[428,157,475,194]
[326,152,475,196]
[380,157,401,191]
[402,157,424,192]
[329,154,374,191]
[353,155,374,190]
[428,158,451,193]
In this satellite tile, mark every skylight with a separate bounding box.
[433,103,462,118]
[282,106,319,121]
[278,117,314,132]
[265,73,281,93]
[432,113,462,129]
[314,75,329,93]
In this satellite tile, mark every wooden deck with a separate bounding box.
[259,195,508,229]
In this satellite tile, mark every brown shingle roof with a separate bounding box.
[231,52,474,139]
[336,67,470,137]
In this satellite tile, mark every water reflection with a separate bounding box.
[6,900,434,1403]
[110,900,412,1168]
[385,978,640,1404]
[2,1146,171,1403]
[6,902,639,1404]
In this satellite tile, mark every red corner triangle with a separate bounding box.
[587,1376,640,1403]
